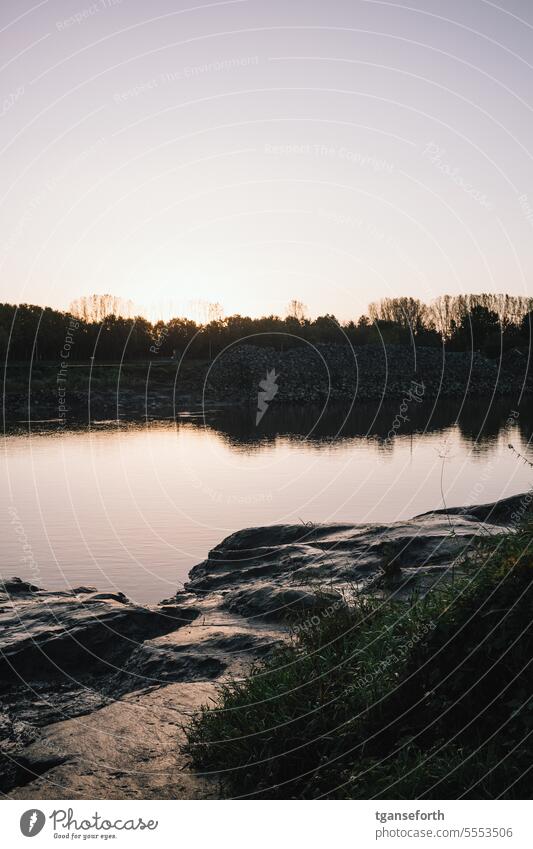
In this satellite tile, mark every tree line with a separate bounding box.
[1,293,532,362]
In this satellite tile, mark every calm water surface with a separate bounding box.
[3,400,533,603]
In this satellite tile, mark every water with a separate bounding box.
[3,399,533,603]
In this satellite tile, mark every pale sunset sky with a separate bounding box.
[1,0,533,321]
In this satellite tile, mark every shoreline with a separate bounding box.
[3,391,531,441]
[0,493,523,799]
[3,343,531,430]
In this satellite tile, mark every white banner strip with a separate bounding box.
[2,799,532,848]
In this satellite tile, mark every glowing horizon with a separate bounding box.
[2,1,533,320]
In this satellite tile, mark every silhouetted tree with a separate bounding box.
[69,294,135,323]
[286,299,308,322]
[1,291,532,364]
[368,297,428,336]
[450,305,501,352]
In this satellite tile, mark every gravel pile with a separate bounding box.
[206,343,526,404]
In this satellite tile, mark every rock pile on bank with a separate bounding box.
[206,343,527,405]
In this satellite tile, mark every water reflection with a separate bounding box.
[196,396,533,455]
[2,397,532,603]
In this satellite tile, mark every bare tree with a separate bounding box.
[189,300,225,325]
[188,300,225,360]
[69,294,135,322]
[427,294,533,338]
[286,299,308,322]
[207,301,224,323]
[429,294,457,338]
[368,297,427,334]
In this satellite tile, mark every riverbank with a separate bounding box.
[185,511,533,799]
[3,344,531,428]
[0,493,527,799]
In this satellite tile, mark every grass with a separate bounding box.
[183,518,533,798]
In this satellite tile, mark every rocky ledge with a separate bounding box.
[0,493,522,799]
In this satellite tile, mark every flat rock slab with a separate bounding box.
[0,580,280,797]
[7,683,220,800]
[185,497,519,611]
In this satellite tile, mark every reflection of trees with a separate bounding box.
[454,398,531,452]
[193,397,528,454]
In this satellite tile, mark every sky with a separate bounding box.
[1,0,533,321]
